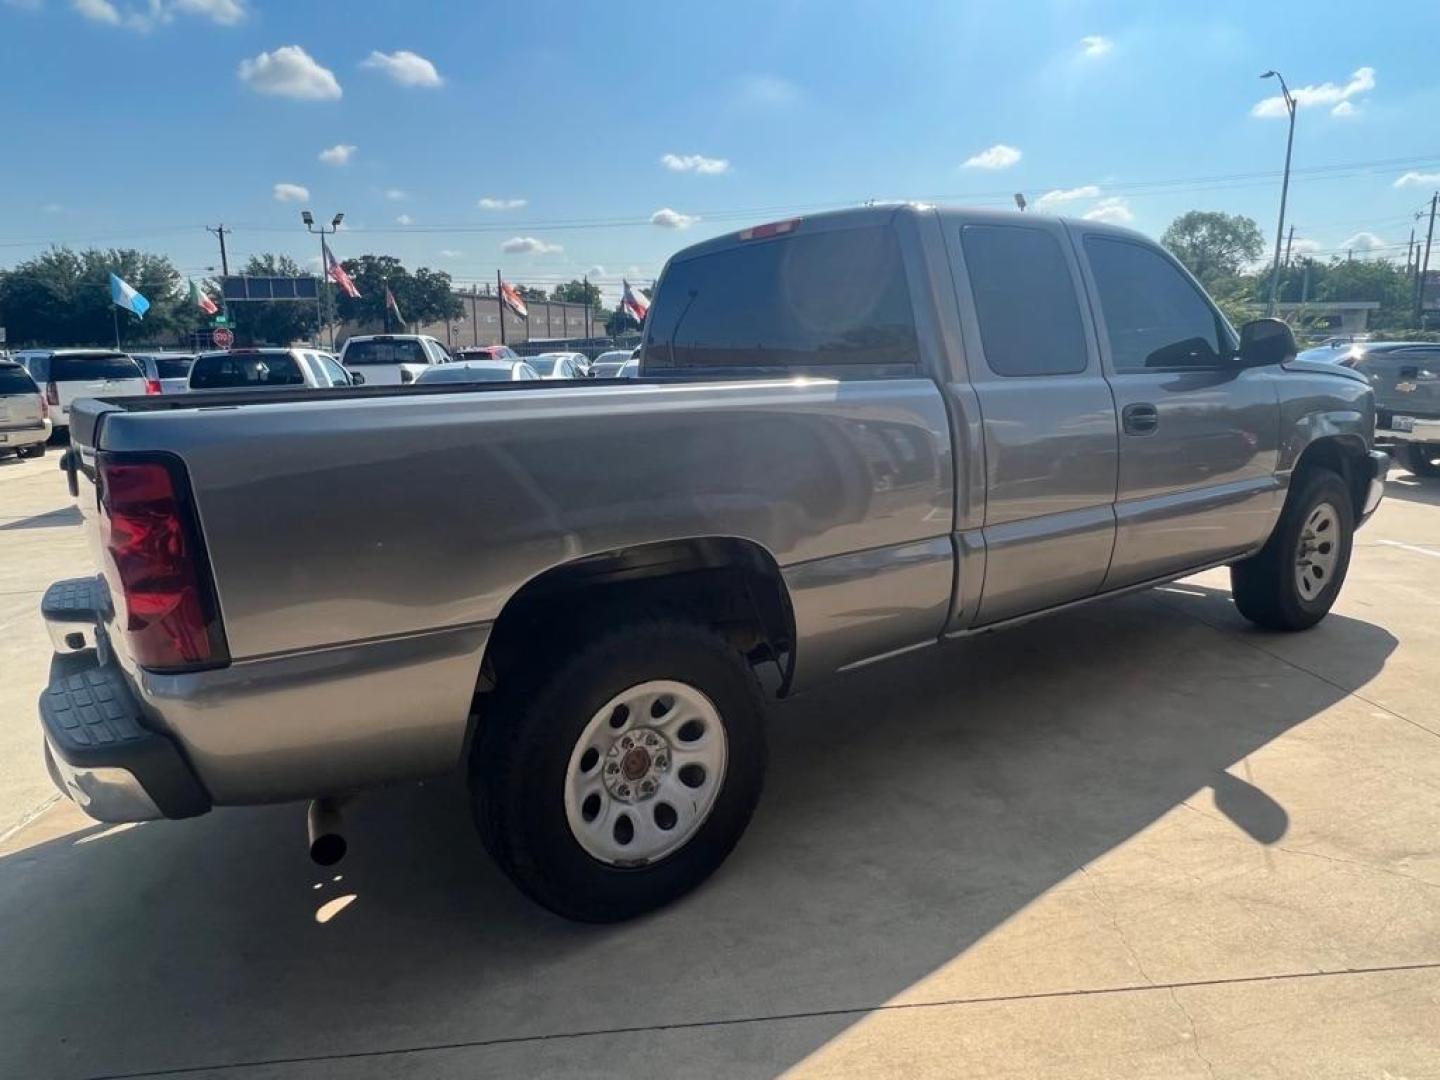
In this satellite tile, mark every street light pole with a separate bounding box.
[1261,70,1297,318]
[302,210,345,350]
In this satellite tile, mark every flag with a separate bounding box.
[384,285,404,325]
[499,280,528,319]
[188,278,219,316]
[620,278,650,323]
[110,273,150,319]
[323,238,361,299]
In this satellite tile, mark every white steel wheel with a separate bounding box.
[563,679,729,867]
[1293,502,1340,602]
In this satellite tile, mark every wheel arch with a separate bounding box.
[474,536,797,712]
[1290,433,1369,521]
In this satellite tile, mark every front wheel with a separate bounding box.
[1401,443,1440,478]
[472,619,767,922]
[1231,468,1354,631]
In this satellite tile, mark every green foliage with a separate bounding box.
[515,284,550,303]
[0,246,196,347]
[1161,211,1266,286]
[605,308,642,336]
[231,253,328,346]
[550,279,602,309]
[334,254,463,330]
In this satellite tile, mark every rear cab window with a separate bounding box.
[152,357,193,379]
[190,353,305,389]
[644,223,919,376]
[0,365,39,394]
[343,339,428,366]
[51,354,143,381]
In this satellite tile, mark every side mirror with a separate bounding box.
[1237,318,1297,367]
[349,371,365,386]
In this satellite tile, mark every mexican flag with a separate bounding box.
[188,279,219,316]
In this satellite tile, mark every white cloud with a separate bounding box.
[736,74,799,107]
[239,46,342,101]
[1342,231,1385,253]
[1036,184,1101,209]
[170,0,245,24]
[502,236,563,254]
[963,144,1022,170]
[1083,197,1135,224]
[384,188,407,201]
[1330,100,1357,118]
[439,249,463,258]
[651,208,700,229]
[661,153,731,175]
[1290,238,1321,256]
[587,265,605,277]
[361,49,443,88]
[395,214,413,226]
[73,0,121,23]
[318,143,357,166]
[272,182,310,202]
[1251,66,1373,118]
[1395,171,1440,188]
[477,197,527,210]
[1080,35,1113,58]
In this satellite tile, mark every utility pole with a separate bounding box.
[497,270,506,345]
[1416,191,1438,328]
[583,274,591,340]
[205,224,231,277]
[1261,70,1297,317]
[1406,228,1416,275]
[1284,225,1295,268]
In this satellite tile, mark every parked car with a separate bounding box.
[0,359,51,458]
[527,352,588,379]
[1350,342,1440,476]
[455,345,522,363]
[589,350,632,378]
[40,205,1386,924]
[13,349,148,435]
[617,357,640,377]
[130,352,197,394]
[414,359,540,384]
[339,334,452,385]
[189,348,361,391]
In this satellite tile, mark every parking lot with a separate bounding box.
[1,448,1438,1079]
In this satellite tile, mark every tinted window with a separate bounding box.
[529,357,559,375]
[318,355,350,385]
[153,357,193,378]
[51,354,143,380]
[342,339,427,366]
[0,365,37,394]
[646,225,918,370]
[961,225,1088,377]
[190,353,305,389]
[416,364,513,383]
[1085,237,1226,372]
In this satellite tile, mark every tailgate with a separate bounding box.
[1361,351,1440,418]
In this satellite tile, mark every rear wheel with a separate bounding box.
[18,443,45,459]
[472,619,767,922]
[1401,442,1440,478]
[1231,468,1354,631]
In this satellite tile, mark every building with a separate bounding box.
[1272,301,1380,334]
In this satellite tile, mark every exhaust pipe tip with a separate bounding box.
[307,798,347,866]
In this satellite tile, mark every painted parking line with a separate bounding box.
[1375,539,1440,560]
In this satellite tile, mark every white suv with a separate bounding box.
[15,350,148,434]
[339,334,453,386]
[0,360,52,457]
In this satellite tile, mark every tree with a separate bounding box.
[0,246,194,347]
[231,253,327,345]
[332,255,463,330]
[605,308,642,337]
[1161,211,1265,286]
[551,279,602,309]
[515,284,550,303]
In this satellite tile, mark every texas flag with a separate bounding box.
[385,285,404,325]
[620,278,649,323]
[188,278,219,316]
[323,238,361,299]
[499,280,528,319]
[110,273,150,319]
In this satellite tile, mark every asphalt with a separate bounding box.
[2,448,1439,1079]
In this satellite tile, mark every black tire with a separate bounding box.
[1401,443,1440,478]
[472,619,767,922]
[1230,468,1354,631]
[18,443,45,459]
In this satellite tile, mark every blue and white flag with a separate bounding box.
[109,273,150,319]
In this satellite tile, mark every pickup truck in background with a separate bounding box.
[1349,341,1440,477]
[39,206,1386,922]
[188,348,362,391]
[339,333,453,385]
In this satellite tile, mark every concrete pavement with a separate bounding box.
[2,451,1439,1078]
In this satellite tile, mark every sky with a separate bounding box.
[3,0,1440,304]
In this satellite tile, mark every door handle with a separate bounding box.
[1122,402,1159,435]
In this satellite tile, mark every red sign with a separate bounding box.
[212,327,235,349]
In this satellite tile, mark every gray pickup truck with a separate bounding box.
[39,206,1386,922]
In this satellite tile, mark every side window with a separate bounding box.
[319,355,350,385]
[1084,237,1227,372]
[960,224,1088,378]
[300,353,327,385]
[645,225,918,372]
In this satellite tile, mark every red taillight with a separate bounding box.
[99,456,227,670]
[45,381,59,406]
[145,379,162,395]
[739,218,801,241]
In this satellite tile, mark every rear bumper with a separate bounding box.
[1375,418,1440,445]
[39,577,210,823]
[0,419,50,447]
[1360,449,1389,525]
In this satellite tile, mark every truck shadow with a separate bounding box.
[0,584,1398,1079]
